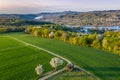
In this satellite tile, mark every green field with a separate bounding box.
[0,36,65,80]
[4,32,120,80]
[48,68,94,80]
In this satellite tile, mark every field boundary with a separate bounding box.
[8,36,99,80]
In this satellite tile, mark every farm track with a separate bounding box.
[8,36,98,80]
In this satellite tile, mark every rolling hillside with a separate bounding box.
[6,32,120,80]
[0,10,120,26]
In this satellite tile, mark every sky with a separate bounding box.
[0,0,120,14]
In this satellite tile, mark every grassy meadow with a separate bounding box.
[0,36,65,80]
[5,32,120,80]
[48,68,95,80]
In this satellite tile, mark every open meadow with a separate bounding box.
[5,32,120,80]
[48,68,95,80]
[0,36,63,80]
[0,32,120,80]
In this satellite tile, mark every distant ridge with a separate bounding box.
[0,10,120,26]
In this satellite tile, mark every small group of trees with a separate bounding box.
[25,27,49,38]
[26,27,120,55]
[35,57,63,76]
[68,32,120,55]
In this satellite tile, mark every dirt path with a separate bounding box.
[8,36,98,80]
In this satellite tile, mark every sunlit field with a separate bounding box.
[6,32,120,80]
[0,36,57,80]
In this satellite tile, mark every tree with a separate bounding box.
[69,32,76,37]
[43,28,49,37]
[96,34,103,41]
[0,28,5,33]
[79,36,89,46]
[61,32,69,42]
[49,32,54,38]
[35,64,44,76]
[113,45,120,55]
[102,38,108,50]
[49,57,63,70]
[91,40,101,49]
[72,37,79,45]
[113,40,120,55]
[87,33,97,45]
[25,27,33,34]
[104,31,113,37]
[54,30,63,40]
[34,29,42,37]
[65,63,74,72]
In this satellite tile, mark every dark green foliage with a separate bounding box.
[0,26,25,33]
[0,18,52,26]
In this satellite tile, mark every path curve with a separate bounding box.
[8,36,98,80]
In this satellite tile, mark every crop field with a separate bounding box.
[0,36,61,80]
[6,32,120,80]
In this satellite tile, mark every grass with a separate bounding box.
[5,32,120,80]
[48,68,94,80]
[0,36,65,80]
[0,36,23,49]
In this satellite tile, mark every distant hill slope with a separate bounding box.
[0,10,120,26]
[38,10,120,26]
[0,11,79,20]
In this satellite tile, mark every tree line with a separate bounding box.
[0,18,52,26]
[0,26,25,33]
[25,26,120,55]
[0,23,74,34]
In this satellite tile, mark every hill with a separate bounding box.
[38,10,120,26]
[0,10,120,26]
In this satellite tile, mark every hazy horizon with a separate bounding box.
[0,0,120,14]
